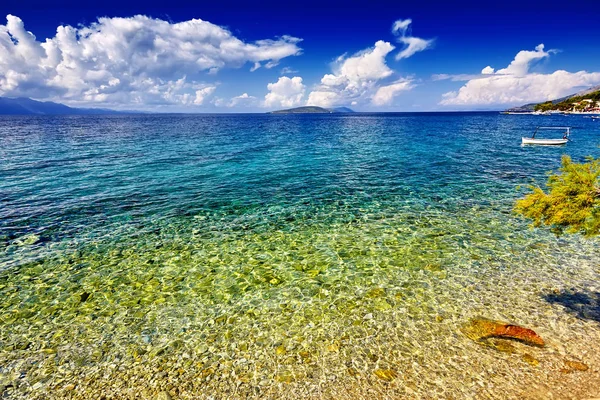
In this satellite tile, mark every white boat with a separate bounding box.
[522,127,570,146]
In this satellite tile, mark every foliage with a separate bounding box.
[534,101,555,112]
[534,90,600,112]
[514,155,600,236]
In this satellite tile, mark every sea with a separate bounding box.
[1,112,599,399]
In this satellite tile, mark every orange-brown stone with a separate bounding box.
[564,360,589,372]
[463,318,545,347]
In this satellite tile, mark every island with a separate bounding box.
[268,106,354,114]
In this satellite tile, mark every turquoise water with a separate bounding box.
[1,113,599,399]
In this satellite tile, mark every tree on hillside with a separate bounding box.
[514,156,600,236]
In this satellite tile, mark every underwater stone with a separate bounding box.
[275,345,287,356]
[483,339,516,353]
[14,234,40,246]
[522,354,539,366]
[373,369,398,382]
[275,371,294,383]
[326,342,340,352]
[365,288,386,298]
[462,319,545,347]
[563,360,589,372]
[156,391,172,400]
[373,299,392,311]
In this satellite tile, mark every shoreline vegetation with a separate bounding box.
[504,85,600,114]
[515,155,600,237]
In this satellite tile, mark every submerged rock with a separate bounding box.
[156,391,172,400]
[373,369,398,382]
[562,360,589,373]
[462,318,545,347]
[483,338,516,353]
[522,354,539,366]
[13,234,40,246]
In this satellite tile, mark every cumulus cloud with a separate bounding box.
[0,14,302,108]
[371,79,414,106]
[441,44,600,106]
[391,19,434,60]
[193,86,217,105]
[495,44,553,76]
[264,76,305,108]
[307,41,409,107]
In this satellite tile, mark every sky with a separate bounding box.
[1,0,599,112]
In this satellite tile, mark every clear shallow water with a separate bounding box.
[1,113,599,399]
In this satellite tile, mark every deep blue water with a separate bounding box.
[1,112,598,253]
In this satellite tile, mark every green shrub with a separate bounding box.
[515,156,600,236]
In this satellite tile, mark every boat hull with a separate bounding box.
[522,137,568,146]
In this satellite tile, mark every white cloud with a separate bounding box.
[441,44,600,106]
[306,91,340,108]
[264,76,305,108]
[211,97,226,107]
[372,79,414,105]
[392,19,412,33]
[228,92,257,107]
[432,73,480,82]
[0,14,302,108]
[495,44,552,76]
[280,66,298,75]
[193,86,216,105]
[307,41,409,107]
[391,18,434,60]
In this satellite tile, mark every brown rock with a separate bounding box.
[462,318,545,347]
[564,360,589,372]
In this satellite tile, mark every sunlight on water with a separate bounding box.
[1,113,599,399]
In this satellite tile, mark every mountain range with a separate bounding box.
[0,97,125,115]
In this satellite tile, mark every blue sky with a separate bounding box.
[1,0,599,111]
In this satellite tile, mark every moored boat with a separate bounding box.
[522,127,570,146]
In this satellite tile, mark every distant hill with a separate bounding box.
[574,84,600,97]
[0,97,126,115]
[268,106,355,114]
[331,107,355,113]
[506,85,600,112]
